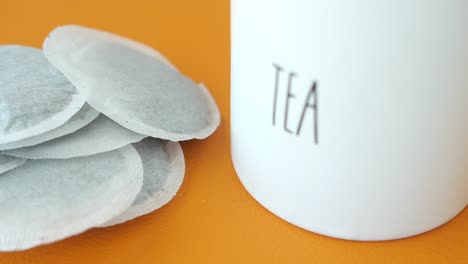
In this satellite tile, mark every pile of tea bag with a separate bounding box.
[0,25,220,251]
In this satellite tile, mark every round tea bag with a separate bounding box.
[0,45,85,144]
[43,25,220,141]
[0,145,143,251]
[102,138,185,227]
[0,154,26,175]
[0,104,99,151]
[4,115,146,159]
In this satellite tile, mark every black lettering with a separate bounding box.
[284,72,297,134]
[296,81,318,144]
[272,63,284,126]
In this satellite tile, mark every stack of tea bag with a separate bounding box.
[0,25,220,251]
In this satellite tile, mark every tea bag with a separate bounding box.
[43,25,220,141]
[0,104,99,151]
[0,45,85,144]
[0,145,143,251]
[101,138,185,227]
[4,115,146,159]
[0,154,26,175]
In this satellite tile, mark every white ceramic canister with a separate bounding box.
[231,0,468,240]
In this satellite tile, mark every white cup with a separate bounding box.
[231,0,468,241]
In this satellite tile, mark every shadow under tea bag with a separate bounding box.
[0,104,99,151]
[101,138,185,227]
[0,145,143,251]
[4,115,146,159]
[0,45,85,144]
[43,25,220,141]
[0,154,26,175]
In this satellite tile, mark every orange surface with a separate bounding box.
[1,0,467,263]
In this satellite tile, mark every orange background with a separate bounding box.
[1,0,467,263]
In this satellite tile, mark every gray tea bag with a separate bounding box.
[0,104,99,151]
[0,45,85,144]
[43,25,220,141]
[101,138,184,227]
[0,154,26,175]
[0,145,143,251]
[4,115,146,159]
